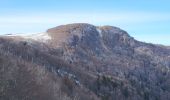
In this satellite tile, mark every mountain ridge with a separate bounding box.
[0,23,170,100]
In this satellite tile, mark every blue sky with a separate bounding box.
[0,0,170,45]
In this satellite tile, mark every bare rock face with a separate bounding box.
[0,23,170,100]
[47,24,103,51]
[46,23,136,62]
[47,23,134,48]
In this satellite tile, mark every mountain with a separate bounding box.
[0,23,170,100]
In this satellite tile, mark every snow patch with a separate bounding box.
[24,33,51,42]
[2,32,51,42]
[96,28,102,37]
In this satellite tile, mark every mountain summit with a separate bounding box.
[0,23,170,100]
[47,23,134,47]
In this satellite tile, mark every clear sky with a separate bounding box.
[0,0,170,45]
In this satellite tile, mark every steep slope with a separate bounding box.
[0,23,170,100]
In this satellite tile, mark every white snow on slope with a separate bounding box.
[24,33,51,42]
[1,32,51,42]
[96,28,102,37]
